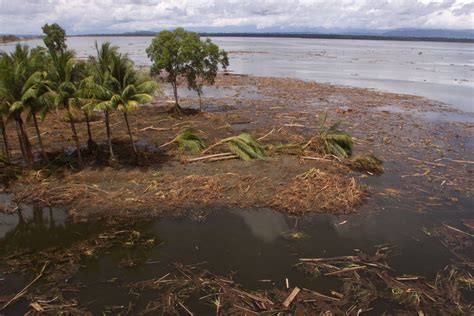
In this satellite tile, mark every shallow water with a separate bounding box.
[1,37,472,112]
[372,104,474,123]
[0,188,472,313]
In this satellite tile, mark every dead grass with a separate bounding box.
[272,168,367,214]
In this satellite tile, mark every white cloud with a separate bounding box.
[0,0,472,34]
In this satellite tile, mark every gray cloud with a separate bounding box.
[0,0,472,34]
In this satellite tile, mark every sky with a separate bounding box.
[0,0,473,35]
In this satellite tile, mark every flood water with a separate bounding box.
[0,185,472,313]
[1,36,473,313]
[1,36,473,112]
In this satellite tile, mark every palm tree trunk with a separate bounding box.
[0,117,10,162]
[32,111,48,161]
[123,112,137,155]
[17,116,33,167]
[67,109,82,163]
[84,111,97,152]
[104,110,115,161]
[14,120,27,164]
[84,111,93,142]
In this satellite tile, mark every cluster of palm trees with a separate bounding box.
[0,42,157,167]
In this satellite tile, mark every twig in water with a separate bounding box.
[1,262,49,310]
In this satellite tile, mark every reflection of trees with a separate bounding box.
[1,208,158,270]
[0,205,68,253]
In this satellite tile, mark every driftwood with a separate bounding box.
[282,287,300,308]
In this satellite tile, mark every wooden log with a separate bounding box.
[282,287,300,308]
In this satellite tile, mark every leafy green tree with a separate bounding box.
[0,44,48,167]
[189,39,229,111]
[42,23,67,53]
[146,28,228,114]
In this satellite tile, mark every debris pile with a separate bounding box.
[272,168,366,214]
[297,246,474,314]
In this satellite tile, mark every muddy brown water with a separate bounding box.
[1,162,472,314]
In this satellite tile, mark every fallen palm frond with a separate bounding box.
[348,153,384,174]
[272,168,366,214]
[160,127,205,153]
[202,133,265,161]
[227,133,265,161]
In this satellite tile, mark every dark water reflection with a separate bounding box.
[0,194,472,313]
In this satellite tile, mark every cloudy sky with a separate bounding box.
[0,0,473,35]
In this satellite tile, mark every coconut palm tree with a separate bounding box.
[46,49,84,163]
[23,72,52,161]
[0,44,48,167]
[80,42,119,160]
[107,54,157,155]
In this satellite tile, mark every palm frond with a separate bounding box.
[174,127,206,153]
[226,133,265,161]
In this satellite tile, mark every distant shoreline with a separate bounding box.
[71,32,474,44]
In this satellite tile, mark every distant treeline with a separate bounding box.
[0,35,20,43]
[73,32,474,43]
[0,35,40,44]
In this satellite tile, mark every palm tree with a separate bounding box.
[46,49,84,163]
[23,71,51,161]
[0,45,48,167]
[80,42,118,160]
[108,54,157,155]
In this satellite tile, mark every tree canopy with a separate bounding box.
[42,23,67,53]
[146,28,228,113]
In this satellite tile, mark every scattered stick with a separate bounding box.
[396,276,422,281]
[1,262,48,310]
[407,157,446,167]
[282,287,300,308]
[159,139,176,148]
[139,126,170,132]
[435,158,474,165]
[178,301,193,316]
[299,256,359,263]
[186,152,234,162]
[284,123,305,127]
[302,288,340,302]
[324,266,366,276]
[301,156,332,162]
[257,128,275,141]
[209,155,239,162]
[443,224,474,238]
